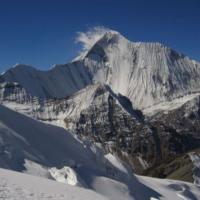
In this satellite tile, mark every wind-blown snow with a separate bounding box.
[1,167,200,200]
[74,26,118,60]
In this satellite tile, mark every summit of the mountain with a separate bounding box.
[83,31,200,109]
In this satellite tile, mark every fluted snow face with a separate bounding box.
[84,32,200,109]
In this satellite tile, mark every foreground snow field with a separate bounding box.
[0,168,108,200]
[0,104,200,199]
[0,167,200,200]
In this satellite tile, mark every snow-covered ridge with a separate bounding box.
[1,62,91,98]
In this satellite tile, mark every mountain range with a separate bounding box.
[0,30,200,200]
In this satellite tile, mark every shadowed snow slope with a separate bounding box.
[0,104,97,171]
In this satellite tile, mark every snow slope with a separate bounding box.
[1,166,200,200]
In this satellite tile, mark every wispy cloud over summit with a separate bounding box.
[74,26,114,60]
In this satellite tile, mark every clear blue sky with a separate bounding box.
[0,0,199,72]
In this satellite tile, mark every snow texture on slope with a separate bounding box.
[74,26,118,60]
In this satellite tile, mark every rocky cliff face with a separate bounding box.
[67,84,200,174]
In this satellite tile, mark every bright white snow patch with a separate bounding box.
[49,166,82,186]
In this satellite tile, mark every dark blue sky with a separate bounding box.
[0,0,199,72]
